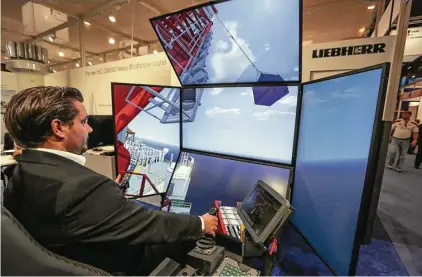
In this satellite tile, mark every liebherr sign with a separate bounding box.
[312,43,386,58]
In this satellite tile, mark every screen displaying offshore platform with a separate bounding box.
[150,0,300,85]
[292,67,384,275]
[112,83,181,197]
[164,151,291,216]
[182,85,298,164]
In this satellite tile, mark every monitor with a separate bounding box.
[111,83,181,197]
[237,180,291,244]
[165,151,291,217]
[292,65,387,275]
[182,85,298,164]
[87,115,115,149]
[150,0,300,86]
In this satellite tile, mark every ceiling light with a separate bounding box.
[52,69,57,73]
[108,37,115,44]
[153,50,158,54]
[59,51,64,57]
[48,60,50,64]
[48,36,54,42]
[412,75,416,78]
[109,16,116,23]
[75,62,80,68]
[359,28,365,33]
[367,5,375,10]
[88,61,92,66]
[84,21,91,26]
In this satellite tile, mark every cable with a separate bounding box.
[214,13,260,73]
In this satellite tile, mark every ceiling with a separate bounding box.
[1,0,383,72]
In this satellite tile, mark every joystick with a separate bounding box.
[194,207,218,255]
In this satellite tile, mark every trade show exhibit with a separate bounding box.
[110,0,390,276]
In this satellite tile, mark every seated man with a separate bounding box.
[3,86,218,275]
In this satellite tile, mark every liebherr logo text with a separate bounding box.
[312,43,386,58]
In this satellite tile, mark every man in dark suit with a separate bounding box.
[3,86,218,275]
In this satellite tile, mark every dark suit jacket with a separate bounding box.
[3,150,202,274]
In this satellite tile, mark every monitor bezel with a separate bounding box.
[237,180,291,244]
[110,82,183,200]
[149,0,303,87]
[179,83,301,167]
[291,63,390,276]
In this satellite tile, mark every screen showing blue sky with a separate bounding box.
[183,86,298,164]
[292,68,384,275]
[153,0,299,85]
[126,87,180,146]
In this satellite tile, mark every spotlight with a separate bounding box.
[359,28,365,33]
[59,51,64,57]
[84,21,91,26]
[48,36,54,42]
[109,16,116,23]
[75,62,80,68]
[153,50,158,54]
[367,5,375,10]
[108,37,116,44]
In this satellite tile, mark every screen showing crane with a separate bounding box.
[150,0,300,86]
[182,85,298,164]
[112,83,181,198]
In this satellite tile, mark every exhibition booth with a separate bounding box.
[2,0,413,276]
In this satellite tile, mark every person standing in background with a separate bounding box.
[415,121,422,169]
[387,111,419,172]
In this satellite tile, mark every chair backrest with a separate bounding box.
[1,207,111,276]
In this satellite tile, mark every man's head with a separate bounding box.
[402,111,412,121]
[5,86,93,155]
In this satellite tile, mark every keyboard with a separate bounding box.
[219,206,242,239]
[213,257,260,276]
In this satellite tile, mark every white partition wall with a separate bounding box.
[44,53,174,115]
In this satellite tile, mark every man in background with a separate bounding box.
[415,121,422,169]
[387,111,419,172]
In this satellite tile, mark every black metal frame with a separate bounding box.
[110,82,183,200]
[290,63,390,276]
[149,0,303,87]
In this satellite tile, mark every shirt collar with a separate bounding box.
[31,148,86,165]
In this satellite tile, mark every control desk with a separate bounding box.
[150,180,293,276]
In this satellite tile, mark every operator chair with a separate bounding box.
[1,207,111,276]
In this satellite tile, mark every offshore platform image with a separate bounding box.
[113,85,183,200]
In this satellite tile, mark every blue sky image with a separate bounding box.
[298,68,383,162]
[292,68,383,275]
[161,0,300,85]
[183,86,298,164]
[126,87,180,146]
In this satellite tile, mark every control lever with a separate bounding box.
[194,207,218,255]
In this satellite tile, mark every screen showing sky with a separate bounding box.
[152,0,299,85]
[182,86,298,164]
[126,87,180,146]
[292,68,384,275]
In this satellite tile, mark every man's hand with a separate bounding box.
[201,213,218,237]
[411,140,418,148]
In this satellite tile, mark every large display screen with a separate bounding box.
[292,67,384,275]
[150,0,300,86]
[182,85,298,164]
[112,84,181,197]
[165,151,291,216]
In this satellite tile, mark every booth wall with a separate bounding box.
[302,36,395,82]
[44,53,174,115]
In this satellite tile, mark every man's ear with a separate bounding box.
[50,119,68,139]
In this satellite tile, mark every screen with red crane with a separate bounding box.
[150,0,300,86]
[112,83,182,198]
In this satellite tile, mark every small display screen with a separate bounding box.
[242,184,282,237]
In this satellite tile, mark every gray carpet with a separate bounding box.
[378,151,422,275]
